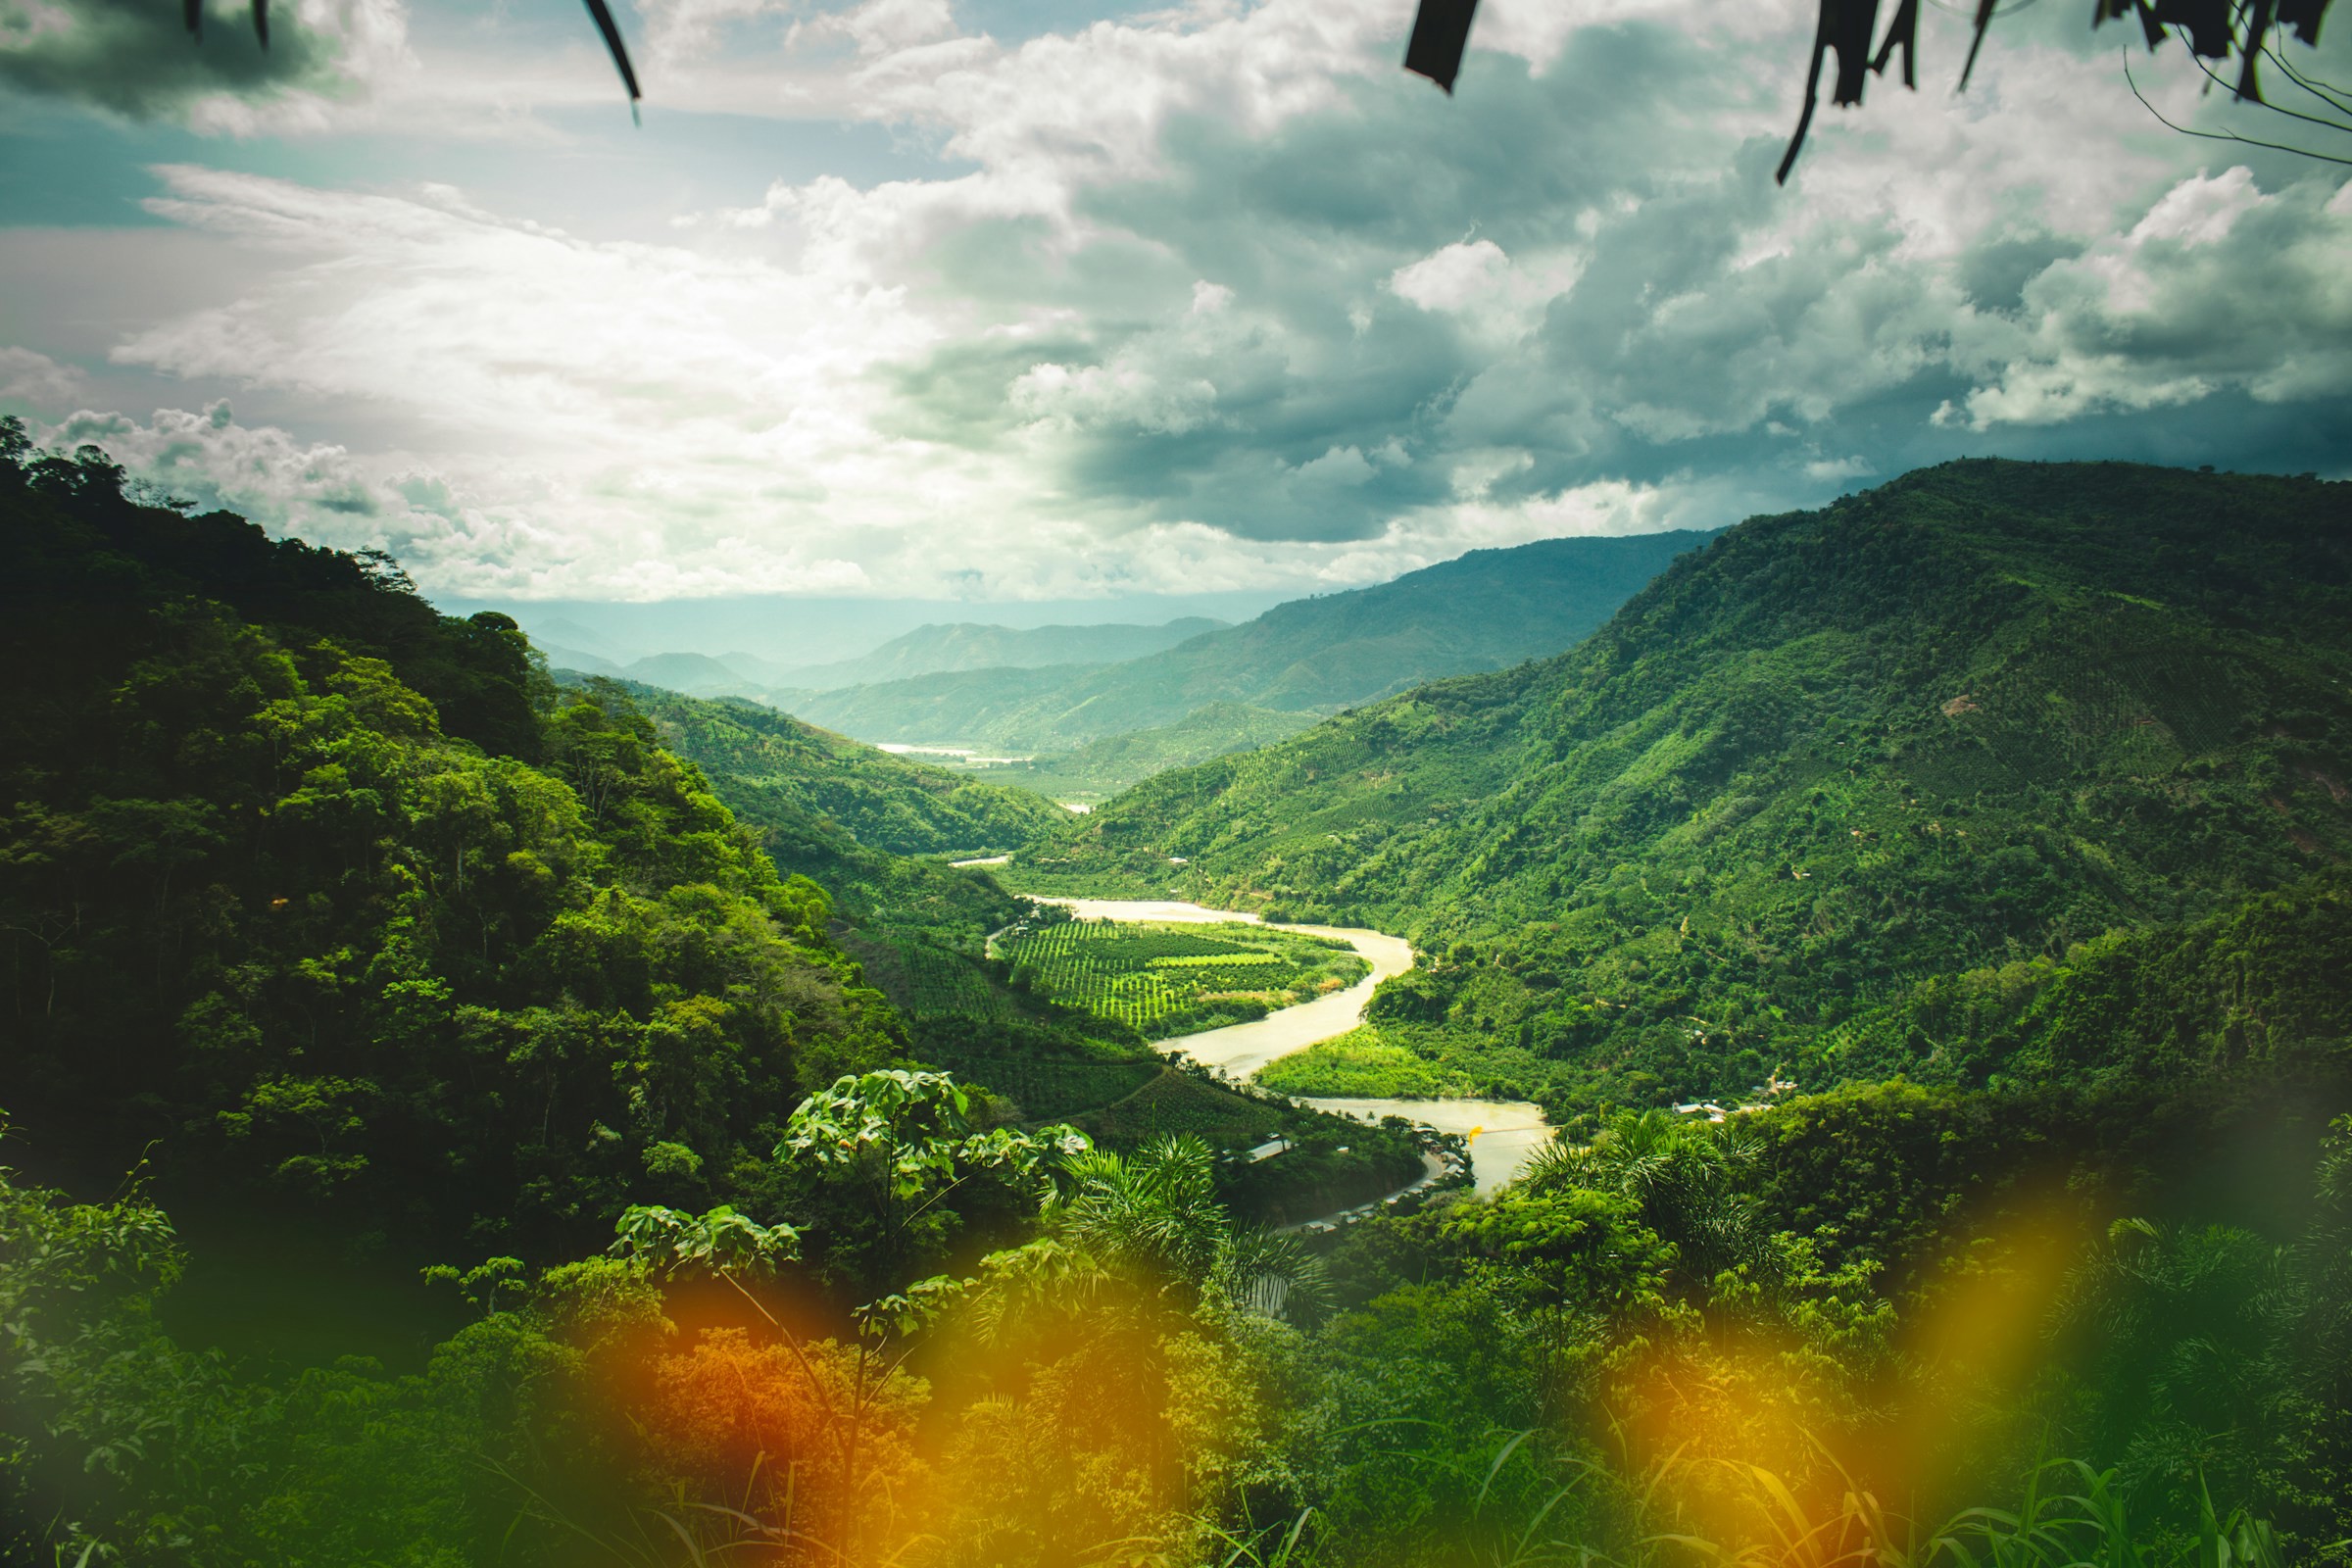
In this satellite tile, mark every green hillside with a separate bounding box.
[563,683,1094,1087]
[957,700,1318,802]
[0,433,903,1267]
[1023,462,2352,1114]
[789,529,1716,751]
[591,680,1069,857]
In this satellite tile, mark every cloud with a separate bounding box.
[46,398,410,526]
[8,0,2350,603]
[632,0,795,68]
[1941,170,2352,426]
[832,0,957,59]
[1390,240,1509,314]
[0,346,85,406]
[0,0,407,127]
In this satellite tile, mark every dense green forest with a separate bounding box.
[0,425,920,1275]
[5,434,2348,1567]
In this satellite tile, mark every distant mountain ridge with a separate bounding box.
[536,619,1231,704]
[789,530,1719,752]
[773,617,1227,690]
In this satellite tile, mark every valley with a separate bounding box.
[6,432,2348,1567]
[1030,897,1552,1195]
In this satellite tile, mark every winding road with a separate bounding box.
[1038,898,1552,1195]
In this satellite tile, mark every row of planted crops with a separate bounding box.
[1001,919,1366,1033]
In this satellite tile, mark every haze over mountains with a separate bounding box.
[787,530,1718,753]
[535,618,1228,703]
[771,618,1228,691]
[465,591,1287,672]
[523,529,1719,794]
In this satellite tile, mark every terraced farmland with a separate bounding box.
[1002,919,1367,1035]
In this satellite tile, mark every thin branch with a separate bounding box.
[2262,42,2352,116]
[1776,6,1834,185]
[901,1170,972,1227]
[2187,48,2352,134]
[2125,50,2352,163]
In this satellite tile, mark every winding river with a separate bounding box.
[1039,898,1552,1195]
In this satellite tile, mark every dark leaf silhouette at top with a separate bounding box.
[1403,0,2341,181]
[1404,0,1480,93]
[180,0,271,47]
[176,0,640,119]
[1781,0,1897,184]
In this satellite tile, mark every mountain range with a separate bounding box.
[786,529,1719,752]
[534,618,1228,699]
[768,617,1227,690]
[580,677,1069,859]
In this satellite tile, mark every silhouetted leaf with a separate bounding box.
[1957,0,1998,91]
[1404,0,1479,95]
[1870,0,1920,89]
[581,0,643,111]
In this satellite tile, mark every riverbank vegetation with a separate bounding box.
[5,435,2347,1565]
[1256,1021,1479,1099]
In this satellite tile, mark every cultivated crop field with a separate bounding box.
[1002,919,1367,1035]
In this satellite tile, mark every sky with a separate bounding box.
[4,0,2350,644]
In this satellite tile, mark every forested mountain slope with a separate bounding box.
[790,529,1716,750]
[0,428,904,1264]
[1030,461,2352,1111]
[585,680,1068,857]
